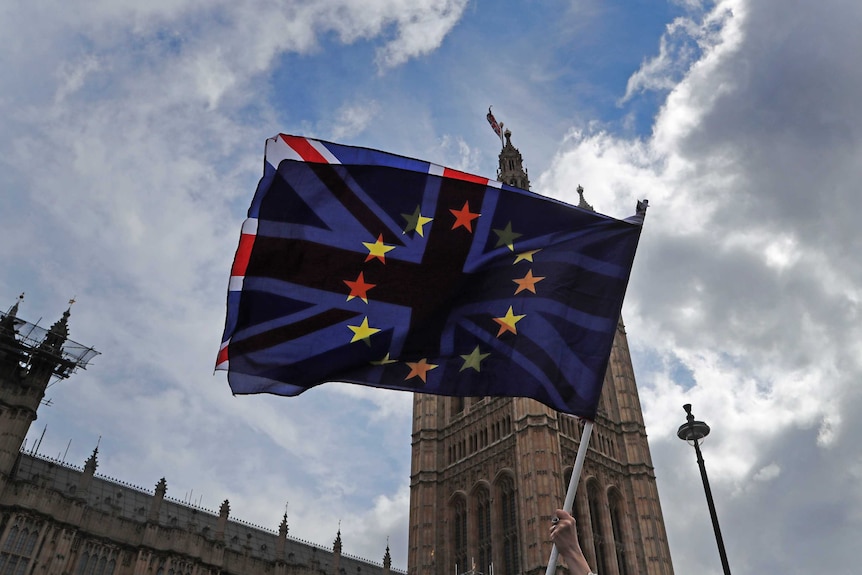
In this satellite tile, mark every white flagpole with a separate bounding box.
[545,420,594,575]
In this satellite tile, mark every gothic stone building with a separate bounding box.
[407,131,674,575]
[0,299,399,575]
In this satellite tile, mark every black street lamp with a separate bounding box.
[677,404,732,575]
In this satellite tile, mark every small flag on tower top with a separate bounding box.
[487,107,503,139]
[216,134,646,419]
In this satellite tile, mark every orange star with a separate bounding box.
[344,272,376,303]
[449,201,481,232]
[513,269,545,294]
[493,306,526,337]
[404,358,438,383]
[362,234,395,263]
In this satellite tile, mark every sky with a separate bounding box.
[2,0,862,573]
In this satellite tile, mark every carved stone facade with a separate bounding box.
[407,135,673,575]
[0,300,398,575]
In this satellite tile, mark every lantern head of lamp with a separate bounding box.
[677,403,711,446]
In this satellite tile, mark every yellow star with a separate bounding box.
[405,358,438,383]
[514,249,541,264]
[362,234,395,263]
[493,306,526,337]
[370,352,397,366]
[347,317,381,343]
[459,345,491,372]
[493,221,522,251]
[401,205,433,237]
[513,269,545,294]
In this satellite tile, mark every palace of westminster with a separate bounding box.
[0,132,673,575]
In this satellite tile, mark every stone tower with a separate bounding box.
[406,133,673,575]
[0,296,97,487]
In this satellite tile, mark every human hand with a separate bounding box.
[550,509,593,575]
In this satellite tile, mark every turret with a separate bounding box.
[0,300,97,484]
[496,129,531,191]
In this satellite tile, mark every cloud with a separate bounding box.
[328,101,382,141]
[541,0,862,571]
[5,0,862,571]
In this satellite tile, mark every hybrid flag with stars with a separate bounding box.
[216,134,646,419]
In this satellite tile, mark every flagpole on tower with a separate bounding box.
[545,419,594,575]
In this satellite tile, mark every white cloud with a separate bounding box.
[329,101,382,141]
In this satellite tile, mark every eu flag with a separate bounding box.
[217,135,645,418]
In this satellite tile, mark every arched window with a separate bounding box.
[609,490,630,575]
[452,496,467,573]
[23,532,37,556]
[3,527,18,552]
[476,487,492,575]
[12,530,27,554]
[498,476,519,575]
[94,556,108,575]
[76,552,91,575]
[587,481,608,575]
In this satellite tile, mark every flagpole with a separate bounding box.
[545,419,594,575]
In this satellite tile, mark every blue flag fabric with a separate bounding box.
[217,135,645,418]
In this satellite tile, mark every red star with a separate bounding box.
[449,201,481,232]
[344,271,376,303]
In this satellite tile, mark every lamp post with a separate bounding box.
[677,404,732,575]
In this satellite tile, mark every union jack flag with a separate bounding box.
[487,107,503,138]
[217,135,645,418]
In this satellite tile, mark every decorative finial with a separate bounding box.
[153,477,168,499]
[333,521,343,553]
[84,444,99,473]
[383,539,392,569]
[4,293,23,320]
[637,199,649,216]
[576,185,594,211]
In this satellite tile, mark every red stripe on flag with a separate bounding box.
[216,345,229,367]
[231,233,256,277]
[443,167,489,186]
[281,135,329,163]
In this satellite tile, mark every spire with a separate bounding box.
[83,445,99,475]
[5,293,23,317]
[77,443,99,496]
[276,511,289,561]
[496,129,530,191]
[333,522,342,554]
[0,293,24,343]
[148,477,167,523]
[576,185,594,211]
[331,522,343,575]
[40,306,71,354]
[383,539,392,571]
[216,499,230,540]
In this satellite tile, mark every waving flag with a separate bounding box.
[486,107,503,139]
[217,135,645,418]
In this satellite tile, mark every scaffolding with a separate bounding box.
[0,310,99,382]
